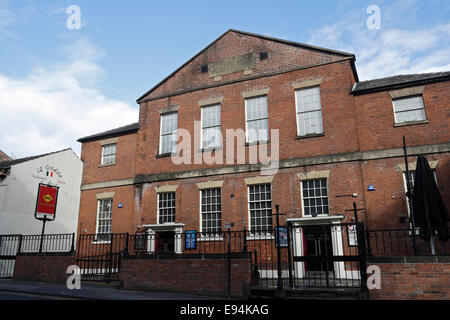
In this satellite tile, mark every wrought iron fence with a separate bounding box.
[0,233,75,279]
[365,228,450,256]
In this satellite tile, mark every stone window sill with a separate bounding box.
[245,140,270,147]
[98,163,116,168]
[156,152,177,158]
[295,132,325,140]
[198,146,223,153]
[393,120,429,127]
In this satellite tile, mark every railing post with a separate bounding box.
[365,227,373,256]
[227,228,231,299]
[243,228,247,253]
[17,235,23,254]
[357,223,368,293]
[286,223,293,288]
[124,232,129,255]
[70,233,75,253]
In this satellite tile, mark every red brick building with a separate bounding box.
[77,30,449,259]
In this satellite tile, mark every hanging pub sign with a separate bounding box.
[185,230,196,250]
[34,183,59,220]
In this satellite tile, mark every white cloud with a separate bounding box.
[307,2,450,80]
[0,38,138,158]
[0,0,15,38]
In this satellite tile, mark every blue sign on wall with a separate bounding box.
[275,227,288,248]
[185,230,196,250]
[368,184,375,191]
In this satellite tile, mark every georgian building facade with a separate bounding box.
[76,30,449,256]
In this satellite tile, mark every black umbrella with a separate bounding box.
[412,155,449,254]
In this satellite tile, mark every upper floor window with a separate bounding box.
[295,86,323,136]
[393,96,426,124]
[245,96,269,144]
[301,179,329,217]
[201,104,222,149]
[200,188,222,235]
[159,112,178,155]
[158,192,176,224]
[96,198,112,241]
[101,144,116,165]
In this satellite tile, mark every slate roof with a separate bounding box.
[77,122,139,143]
[0,148,72,169]
[352,71,450,94]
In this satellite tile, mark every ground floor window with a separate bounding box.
[158,192,176,224]
[248,184,273,234]
[200,188,222,235]
[96,198,112,240]
[301,179,329,216]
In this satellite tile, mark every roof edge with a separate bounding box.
[77,122,139,143]
[137,29,356,103]
[352,73,450,95]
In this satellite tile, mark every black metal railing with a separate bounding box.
[0,233,75,279]
[365,228,450,256]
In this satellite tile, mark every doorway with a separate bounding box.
[302,224,334,274]
[155,231,175,253]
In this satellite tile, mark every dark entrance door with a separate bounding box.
[155,232,175,253]
[303,224,334,273]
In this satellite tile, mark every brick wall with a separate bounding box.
[142,30,348,101]
[136,60,359,176]
[13,253,75,284]
[120,253,252,298]
[355,81,450,152]
[368,257,450,300]
[80,132,136,185]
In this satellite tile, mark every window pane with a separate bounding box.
[202,104,221,128]
[201,188,222,234]
[248,184,272,234]
[296,87,323,136]
[302,179,329,216]
[393,96,426,123]
[158,192,175,224]
[296,87,321,112]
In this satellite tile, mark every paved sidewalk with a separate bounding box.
[0,279,221,300]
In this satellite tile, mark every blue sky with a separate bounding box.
[0,0,449,158]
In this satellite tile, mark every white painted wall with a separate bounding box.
[0,149,82,235]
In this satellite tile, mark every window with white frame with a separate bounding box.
[201,104,222,149]
[159,112,178,155]
[158,192,176,224]
[101,143,116,165]
[295,86,323,136]
[245,96,269,143]
[200,188,222,235]
[248,184,273,234]
[96,199,112,240]
[393,96,426,123]
[301,179,329,216]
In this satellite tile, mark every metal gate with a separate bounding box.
[0,235,21,279]
[75,233,129,283]
[288,222,367,289]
